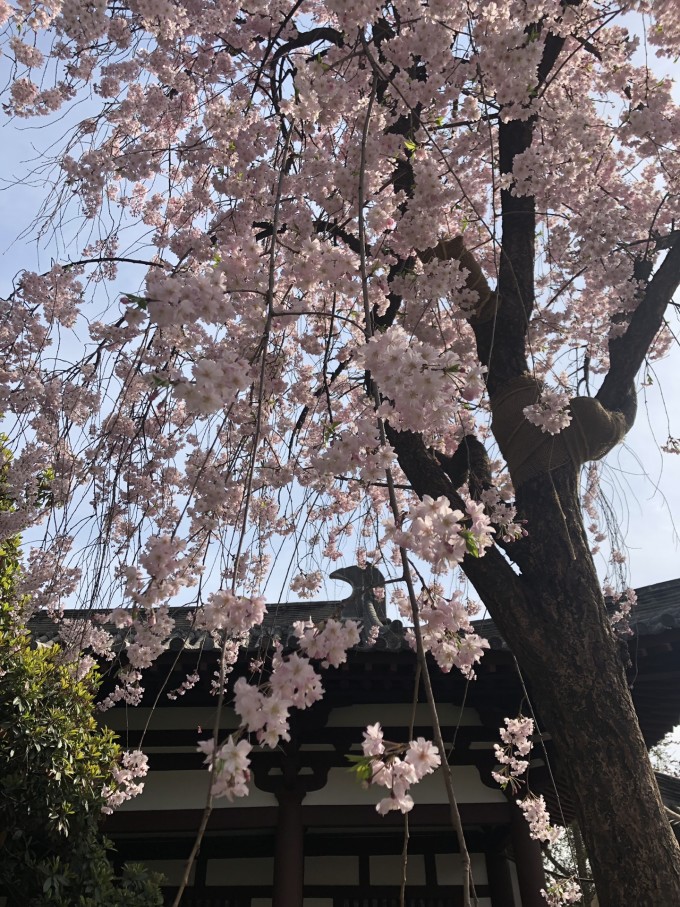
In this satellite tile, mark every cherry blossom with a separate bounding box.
[541,878,582,907]
[492,716,535,790]
[357,723,442,814]
[294,618,362,668]
[524,389,573,436]
[197,736,252,801]
[518,794,563,846]
[102,749,149,814]
[399,588,489,677]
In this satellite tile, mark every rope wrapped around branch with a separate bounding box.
[490,375,628,487]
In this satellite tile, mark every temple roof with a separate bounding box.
[29,569,680,654]
[26,570,680,829]
[476,576,680,649]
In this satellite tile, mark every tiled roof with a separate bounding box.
[476,577,680,650]
[628,579,680,634]
[29,570,680,654]
[29,566,409,653]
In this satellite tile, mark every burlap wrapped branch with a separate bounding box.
[490,375,628,487]
[419,236,499,323]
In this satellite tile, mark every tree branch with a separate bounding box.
[597,237,680,414]
[476,7,580,393]
[269,26,345,66]
[435,435,492,500]
[484,117,535,393]
[384,425,531,612]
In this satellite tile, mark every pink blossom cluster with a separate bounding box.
[312,418,396,484]
[125,535,197,609]
[523,388,573,435]
[289,571,324,599]
[57,618,115,678]
[390,495,494,573]
[210,640,244,695]
[102,749,149,814]
[197,736,252,801]
[228,620,360,751]
[294,618,361,668]
[517,793,563,846]
[144,269,237,328]
[356,326,484,440]
[232,677,289,748]
[662,436,680,455]
[58,618,115,661]
[232,650,323,750]
[360,723,441,815]
[492,716,534,790]
[402,590,489,678]
[16,542,82,617]
[479,486,526,543]
[126,606,175,670]
[167,672,200,701]
[175,354,254,415]
[541,878,582,907]
[198,590,267,636]
[98,667,144,711]
[582,463,607,556]
[606,586,637,636]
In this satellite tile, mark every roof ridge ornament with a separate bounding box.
[329,565,388,641]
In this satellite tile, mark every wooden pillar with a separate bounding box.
[510,801,547,907]
[273,785,305,907]
[485,836,517,907]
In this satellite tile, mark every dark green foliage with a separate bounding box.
[0,627,160,905]
[0,622,164,906]
[0,435,163,906]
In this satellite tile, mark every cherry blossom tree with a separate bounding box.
[2,0,680,904]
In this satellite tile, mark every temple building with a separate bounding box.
[31,569,680,907]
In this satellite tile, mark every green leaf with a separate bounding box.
[124,293,148,310]
[461,530,480,558]
[323,421,340,443]
[345,754,373,783]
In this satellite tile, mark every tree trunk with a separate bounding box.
[479,464,680,905]
[389,423,680,903]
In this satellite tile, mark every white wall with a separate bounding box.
[118,769,277,810]
[305,764,504,806]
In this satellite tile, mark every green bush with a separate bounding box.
[0,622,164,906]
[0,434,163,905]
